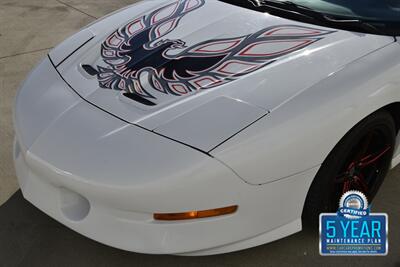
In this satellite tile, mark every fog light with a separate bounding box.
[154,205,238,221]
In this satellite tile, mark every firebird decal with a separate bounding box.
[94,0,333,99]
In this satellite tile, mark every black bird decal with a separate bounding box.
[94,0,333,100]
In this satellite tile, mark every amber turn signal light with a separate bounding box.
[154,205,238,221]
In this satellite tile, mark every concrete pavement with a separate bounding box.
[0,0,399,266]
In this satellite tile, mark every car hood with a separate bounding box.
[50,0,394,152]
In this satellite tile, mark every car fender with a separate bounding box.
[211,41,400,185]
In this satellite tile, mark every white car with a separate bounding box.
[13,0,400,255]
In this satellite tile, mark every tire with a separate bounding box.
[302,110,396,227]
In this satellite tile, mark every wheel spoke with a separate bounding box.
[358,145,391,169]
[346,162,355,171]
[353,175,369,192]
[334,129,391,199]
[353,132,374,162]
[342,181,351,194]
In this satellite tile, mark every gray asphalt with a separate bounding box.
[0,0,399,266]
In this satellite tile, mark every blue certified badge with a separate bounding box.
[320,191,388,256]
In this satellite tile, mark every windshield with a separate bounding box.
[220,0,400,36]
[279,0,400,20]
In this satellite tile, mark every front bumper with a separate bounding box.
[13,57,319,255]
